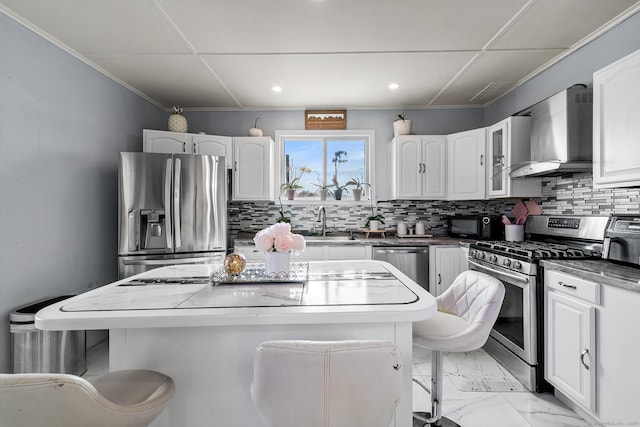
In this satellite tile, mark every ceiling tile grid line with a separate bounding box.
[3,0,640,110]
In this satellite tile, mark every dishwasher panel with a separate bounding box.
[372,246,430,290]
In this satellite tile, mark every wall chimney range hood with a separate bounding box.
[510,86,593,178]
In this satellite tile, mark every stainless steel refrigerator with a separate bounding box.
[118,152,227,278]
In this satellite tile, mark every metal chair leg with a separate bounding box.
[413,351,461,427]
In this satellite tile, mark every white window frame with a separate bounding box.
[274,129,375,204]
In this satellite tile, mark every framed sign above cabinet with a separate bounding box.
[305,110,346,130]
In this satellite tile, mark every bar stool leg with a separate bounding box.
[413,351,461,427]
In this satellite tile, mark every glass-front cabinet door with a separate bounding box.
[488,121,508,197]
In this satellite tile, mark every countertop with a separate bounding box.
[35,260,436,330]
[541,259,640,293]
[233,235,474,247]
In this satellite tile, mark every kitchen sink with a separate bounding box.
[301,231,354,241]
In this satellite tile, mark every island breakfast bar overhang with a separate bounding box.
[36,260,436,427]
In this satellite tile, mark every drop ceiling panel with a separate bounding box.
[1,0,191,54]
[87,54,238,108]
[202,52,476,108]
[491,0,640,49]
[157,0,530,53]
[432,49,563,106]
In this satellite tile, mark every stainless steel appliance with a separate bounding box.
[118,152,227,278]
[468,215,608,391]
[372,246,429,290]
[448,215,503,240]
[510,86,593,178]
[603,214,640,265]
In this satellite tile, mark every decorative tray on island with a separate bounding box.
[210,262,309,286]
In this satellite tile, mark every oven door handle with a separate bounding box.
[468,260,530,285]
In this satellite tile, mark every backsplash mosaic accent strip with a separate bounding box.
[228,173,640,244]
[228,199,512,240]
[539,173,640,215]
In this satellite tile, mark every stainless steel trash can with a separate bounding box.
[10,296,86,375]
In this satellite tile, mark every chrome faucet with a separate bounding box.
[316,206,326,236]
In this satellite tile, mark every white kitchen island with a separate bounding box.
[36,260,436,427]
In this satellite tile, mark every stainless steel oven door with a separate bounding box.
[468,259,537,365]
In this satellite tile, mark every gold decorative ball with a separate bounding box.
[224,253,247,275]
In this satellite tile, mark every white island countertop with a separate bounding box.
[36,260,436,330]
[36,260,435,427]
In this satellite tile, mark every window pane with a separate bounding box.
[327,139,366,199]
[283,139,323,198]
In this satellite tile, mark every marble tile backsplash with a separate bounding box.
[228,173,640,241]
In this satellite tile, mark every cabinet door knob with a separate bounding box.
[580,348,590,370]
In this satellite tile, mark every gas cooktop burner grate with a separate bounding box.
[472,240,602,260]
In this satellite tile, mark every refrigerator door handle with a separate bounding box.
[164,158,173,250]
[121,255,223,266]
[174,158,182,249]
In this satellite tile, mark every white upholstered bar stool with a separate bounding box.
[413,270,505,427]
[0,369,175,427]
[250,340,403,427]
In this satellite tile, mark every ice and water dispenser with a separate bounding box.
[128,209,167,251]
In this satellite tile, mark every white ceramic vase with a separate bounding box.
[264,251,290,275]
[369,220,380,231]
[392,119,412,136]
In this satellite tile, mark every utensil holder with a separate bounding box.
[505,225,524,242]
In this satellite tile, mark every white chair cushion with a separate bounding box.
[414,270,505,353]
[250,340,402,427]
[0,370,174,427]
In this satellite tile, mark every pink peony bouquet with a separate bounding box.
[253,223,306,254]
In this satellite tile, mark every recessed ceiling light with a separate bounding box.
[272,86,282,93]
[388,83,400,90]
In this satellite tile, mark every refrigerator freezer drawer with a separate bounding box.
[118,253,225,279]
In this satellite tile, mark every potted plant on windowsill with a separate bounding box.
[345,176,370,201]
[311,175,334,201]
[281,164,311,200]
[331,150,348,200]
[393,113,412,136]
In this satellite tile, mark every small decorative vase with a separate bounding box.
[352,188,362,201]
[318,189,328,201]
[264,251,290,275]
[369,220,380,231]
[393,119,412,136]
[168,108,188,133]
[334,189,343,200]
[286,189,295,200]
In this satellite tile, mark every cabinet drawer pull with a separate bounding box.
[480,154,484,166]
[558,281,577,289]
[580,349,590,370]
[438,273,441,285]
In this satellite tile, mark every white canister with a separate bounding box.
[397,222,407,235]
[505,224,525,242]
[415,221,425,235]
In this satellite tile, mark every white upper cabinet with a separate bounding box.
[391,135,446,199]
[143,129,190,153]
[232,137,274,201]
[192,134,233,169]
[144,130,232,169]
[447,128,486,200]
[487,117,541,199]
[593,48,640,188]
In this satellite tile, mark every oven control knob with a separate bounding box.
[512,261,522,270]
[503,259,511,267]
[489,255,498,263]
[476,252,485,260]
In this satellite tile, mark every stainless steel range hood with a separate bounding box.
[510,86,593,178]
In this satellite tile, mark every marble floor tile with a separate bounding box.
[503,392,593,427]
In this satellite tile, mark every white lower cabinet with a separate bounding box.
[545,270,597,412]
[429,246,468,296]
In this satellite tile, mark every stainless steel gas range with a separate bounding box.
[468,215,609,392]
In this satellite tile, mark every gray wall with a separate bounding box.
[485,11,640,123]
[0,13,163,372]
